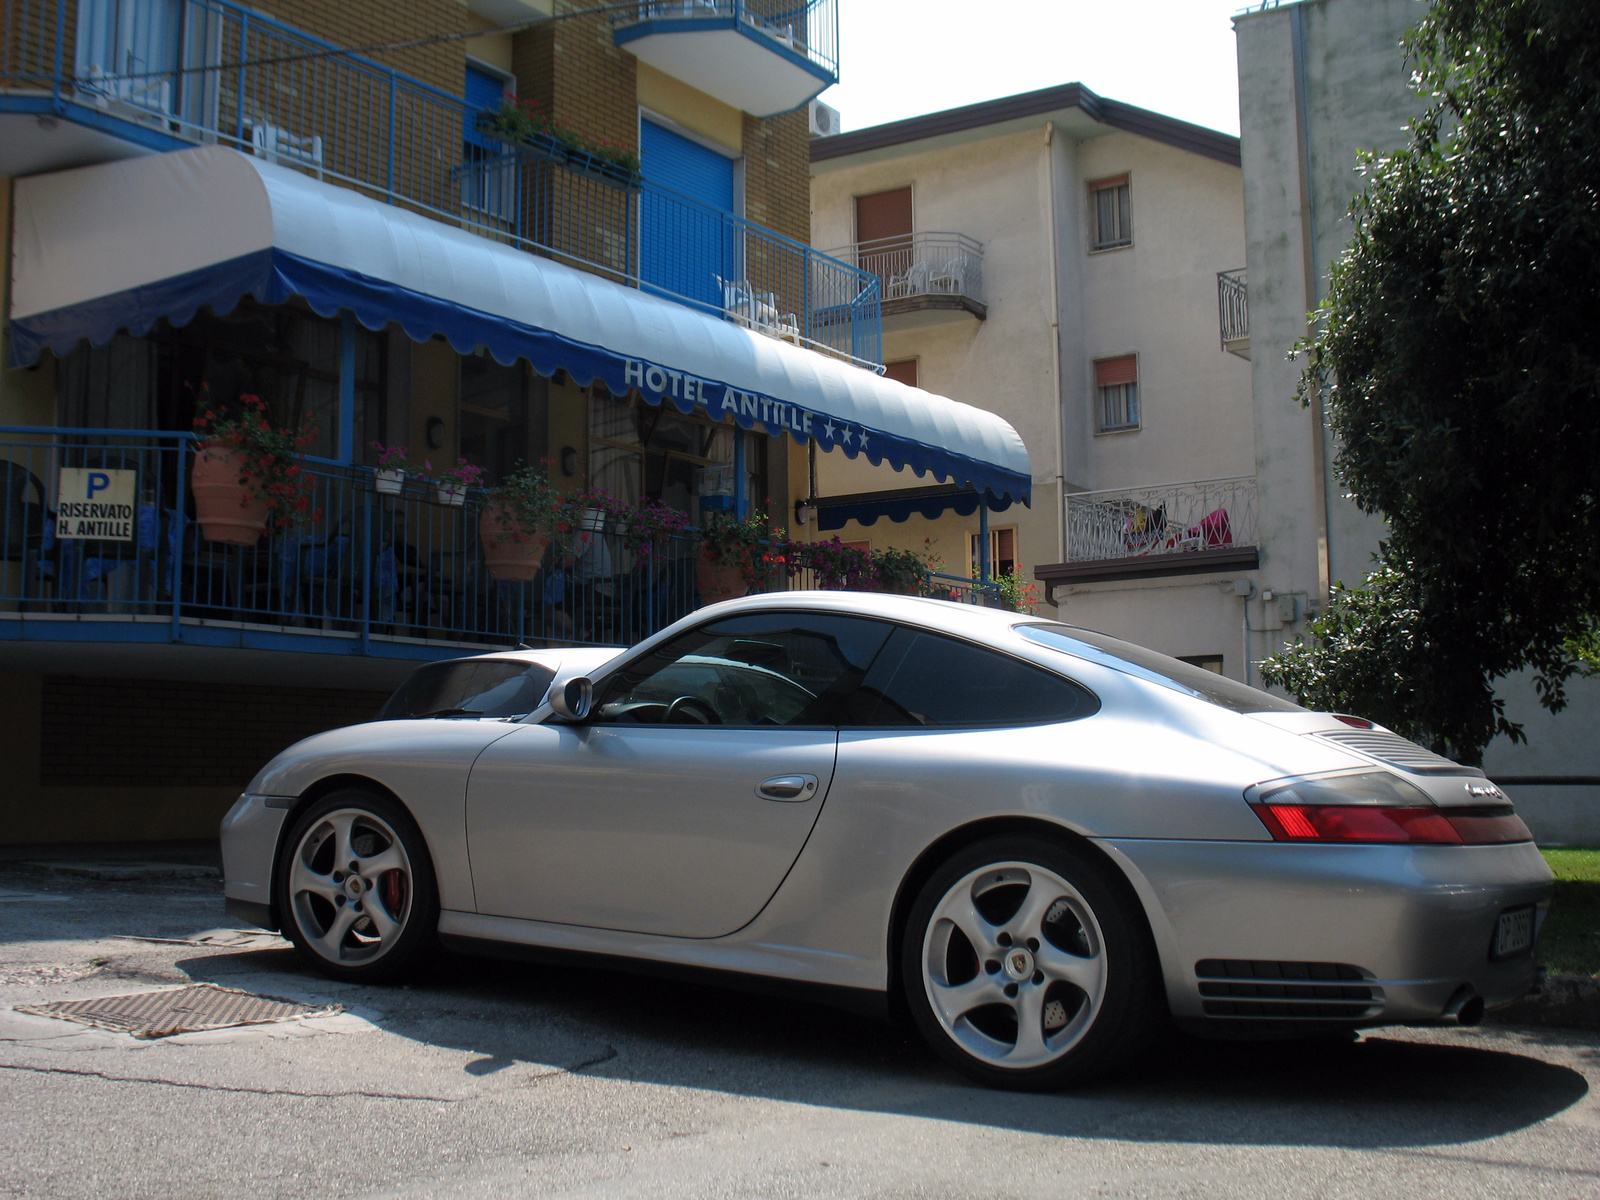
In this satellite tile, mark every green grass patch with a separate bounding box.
[1540,848,1600,978]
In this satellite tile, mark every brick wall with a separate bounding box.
[742,109,810,245]
[40,678,390,788]
[511,4,638,156]
[250,0,468,97]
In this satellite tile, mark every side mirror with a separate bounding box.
[547,676,593,722]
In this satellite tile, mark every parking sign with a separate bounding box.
[56,468,137,541]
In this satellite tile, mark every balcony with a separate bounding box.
[611,0,838,118]
[0,0,879,368]
[1035,476,1259,587]
[829,233,987,331]
[1,429,1002,661]
[1217,267,1249,359]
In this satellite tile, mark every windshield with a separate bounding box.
[378,659,556,720]
[1016,623,1303,714]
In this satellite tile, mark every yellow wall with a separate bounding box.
[637,62,743,153]
[410,338,461,466]
[0,179,57,427]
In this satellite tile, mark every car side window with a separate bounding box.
[593,612,894,726]
[844,628,1097,728]
[378,660,556,720]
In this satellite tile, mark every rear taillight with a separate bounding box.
[1247,769,1533,845]
[1251,803,1532,844]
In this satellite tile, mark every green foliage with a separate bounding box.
[190,389,320,529]
[1538,848,1600,978]
[476,99,642,178]
[1275,0,1600,761]
[992,572,1041,615]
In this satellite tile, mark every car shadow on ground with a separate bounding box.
[178,943,1592,1151]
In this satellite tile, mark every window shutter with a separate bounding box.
[855,187,913,245]
[883,359,918,388]
[465,66,510,149]
[1095,356,1138,387]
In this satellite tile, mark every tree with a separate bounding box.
[1260,0,1600,765]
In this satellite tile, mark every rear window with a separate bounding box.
[378,660,556,720]
[1017,623,1302,714]
[845,628,1097,727]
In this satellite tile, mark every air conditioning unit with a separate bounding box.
[808,99,840,138]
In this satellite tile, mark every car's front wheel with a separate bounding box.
[902,835,1162,1089]
[277,789,438,983]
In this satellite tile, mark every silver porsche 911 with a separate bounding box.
[220,592,1553,1089]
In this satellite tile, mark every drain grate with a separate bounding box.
[15,983,341,1039]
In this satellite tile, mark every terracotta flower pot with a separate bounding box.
[190,443,270,545]
[480,503,547,582]
[696,550,747,604]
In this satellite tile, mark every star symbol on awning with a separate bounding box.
[841,426,854,445]
[822,419,836,440]
[858,430,870,451]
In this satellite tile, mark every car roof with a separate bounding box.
[689,590,1031,641]
[427,646,623,674]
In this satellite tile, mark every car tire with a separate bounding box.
[276,788,439,984]
[901,835,1163,1090]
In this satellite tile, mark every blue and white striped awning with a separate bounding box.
[8,147,1031,504]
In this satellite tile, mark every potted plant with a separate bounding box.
[872,544,934,596]
[372,443,409,495]
[479,463,565,582]
[189,391,319,545]
[993,571,1041,614]
[422,458,484,507]
[696,509,783,604]
[596,492,691,562]
[474,99,642,190]
[797,537,875,592]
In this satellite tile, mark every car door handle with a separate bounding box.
[756,774,819,802]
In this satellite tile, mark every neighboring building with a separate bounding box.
[0,0,1028,841]
[808,84,1256,672]
[1233,0,1597,842]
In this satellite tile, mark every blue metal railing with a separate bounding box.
[0,0,879,368]
[611,0,839,80]
[3,431,998,653]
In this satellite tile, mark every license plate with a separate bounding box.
[1494,906,1534,959]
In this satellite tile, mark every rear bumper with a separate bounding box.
[1098,838,1553,1026]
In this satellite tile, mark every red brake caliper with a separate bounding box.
[381,870,404,914]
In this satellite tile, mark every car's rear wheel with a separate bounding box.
[277,789,438,983]
[902,835,1162,1090]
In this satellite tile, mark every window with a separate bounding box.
[1177,654,1225,675]
[463,64,516,222]
[844,628,1096,728]
[1089,174,1132,250]
[460,354,546,486]
[589,388,752,519]
[1095,355,1139,432]
[883,358,918,388]
[1018,623,1302,714]
[58,299,385,461]
[969,527,1017,578]
[855,187,913,285]
[594,612,894,726]
[378,659,556,720]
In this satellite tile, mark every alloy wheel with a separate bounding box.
[288,807,414,967]
[921,861,1109,1070]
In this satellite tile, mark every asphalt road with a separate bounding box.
[0,858,1595,1200]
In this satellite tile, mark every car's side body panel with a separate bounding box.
[240,719,518,913]
[465,723,838,936]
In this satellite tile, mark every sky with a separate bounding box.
[816,0,1249,138]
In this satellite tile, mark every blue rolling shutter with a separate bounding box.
[640,119,737,312]
[465,66,508,149]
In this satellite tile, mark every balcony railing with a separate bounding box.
[829,232,986,312]
[2,430,995,655]
[1217,267,1249,358]
[1064,476,1257,564]
[0,0,880,368]
[612,0,839,79]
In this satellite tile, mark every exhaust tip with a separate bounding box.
[1441,986,1484,1026]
